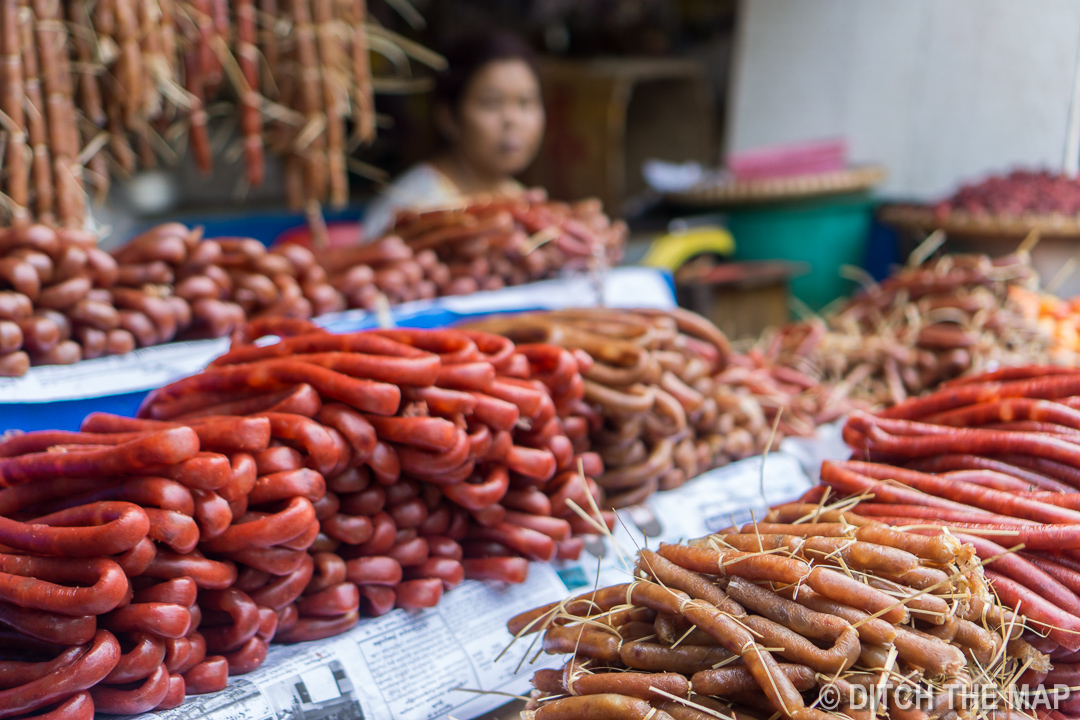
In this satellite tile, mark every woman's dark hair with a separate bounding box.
[433,28,540,114]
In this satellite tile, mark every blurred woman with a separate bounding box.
[362,29,546,239]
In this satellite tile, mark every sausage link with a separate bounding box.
[0,351,29,377]
[174,632,207,675]
[0,500,149,557]
[403,558,465,590]
[201,497,317,553]
[306,553,348,595]
[0,292,32,321]
[0,601,96,645]
[321,514,373,545]
[16,316,59,355]
[367,441,400,485]
[0,321,22,353]
[254,446,305,475]
[248,554,315,610]
[132,578,199,607]
[0,428,199,486]
[297,582,360,617]
[224,635,267,674]
[0,645,86,692]
[257,412,339,477]
[141,359,401,418]
[462,557,528,583]
[224,547,308,576]
[75,327,106,359]
[274,610,359,643]
[395,578,442,609]
[156,673,187,709]
[182,656,229,695]
[142,550,237,590]
[200,588,261,653]
[0,556,128,616]
[344,556,402,586]
[104,633,167,683]
[0,630,120,719]
[317,403,377,463]
[248,468,326,505]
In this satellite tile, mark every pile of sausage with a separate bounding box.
[387,194,627,293]
[813,365,1080,692]
[469,308,735,508]
[0,0,387,226]
[933,170,1080,218]
[0,204,629,376]
[470,307,841,506]
[765,251,1051,409]
[0,222,131,375]
[0,223,354,375]
[314,235,451,309]
[114,225,347,342]
[509,514,1034,720]
[0,321,618,715]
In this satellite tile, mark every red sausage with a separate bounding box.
[462,557,529,583]
[321,514,373,545]
[200,588,261,653]
[90,662,170,715]
[274,611,360,642]
[344,556,402,586]
[248,468,326,505]
[297,582,360,617]
[224,635,268,674]
[387,537,429,567]
[257,412,339,477]
[440,467,510,512]
[254,446,306,475]
[0,428,200,486]
[183,656,229,695]
[0,556,128,616]
[404,558,465,590]
[100,603,192,639]
[201,497,317,553]
[395,579,443,609]
[248,554,316,610]
[317,403,377,463]
[367,441,401,485]
[133,578,199,607]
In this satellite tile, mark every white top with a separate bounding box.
[362,163,461,240]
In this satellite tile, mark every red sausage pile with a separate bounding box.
[311,194,627,310]
[315,235,450,308]
[765,250,1046,410]
[934,169,1080,218]
[0,321,614,715]
[809,365,1080,710]
[0,198,627,377]
[389,194,626,293]
[112,224,347,344]
[0,223,126,375]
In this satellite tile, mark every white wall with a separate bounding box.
[728,0,1080,201]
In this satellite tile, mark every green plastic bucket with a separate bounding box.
[726,195,874,311]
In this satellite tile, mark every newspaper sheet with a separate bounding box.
[128,450,813,720]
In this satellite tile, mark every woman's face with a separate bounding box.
[451,59,545,179]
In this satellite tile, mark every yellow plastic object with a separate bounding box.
[641,226,736,270]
